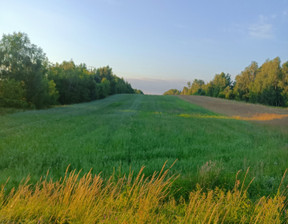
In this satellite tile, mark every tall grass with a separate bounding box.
[0,164,287,223]
[1,95,288,198]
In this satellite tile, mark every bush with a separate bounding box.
[0,79,27,108]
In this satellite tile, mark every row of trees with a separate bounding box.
[164,57,288,107]
[47,62,140,105]
[0,32,142,109]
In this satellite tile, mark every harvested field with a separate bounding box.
[179,95,288,126]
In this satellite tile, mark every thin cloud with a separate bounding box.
[248,15,274,39]
[249,23,273,39]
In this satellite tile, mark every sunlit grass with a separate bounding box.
[0,164,287,223]
[178,113,230,119]
[178,113,288,122]
[233,113,288,121]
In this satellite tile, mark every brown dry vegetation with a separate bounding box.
[179,95,288,126]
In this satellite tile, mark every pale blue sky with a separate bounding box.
[1,0,288,94]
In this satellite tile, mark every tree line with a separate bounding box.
[164,57,288,107]
[0,32,143,109]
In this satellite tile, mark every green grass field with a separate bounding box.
[0,94,287,198]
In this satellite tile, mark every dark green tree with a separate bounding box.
[47,61,137,104]
[134,89,144,94]
[209,72,232,98]
[0,32,57,108]
[279,61,288,106]
[0,79,27,107]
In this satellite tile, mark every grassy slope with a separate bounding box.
[0,94,287,197]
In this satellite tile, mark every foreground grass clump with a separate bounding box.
[0,164,287,223]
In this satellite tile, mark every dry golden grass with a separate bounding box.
[178,113,230,119]
[233,113,288,121]
[0,164,287,224]
[179,113,288,122]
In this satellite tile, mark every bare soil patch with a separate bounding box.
[179,95,288,126]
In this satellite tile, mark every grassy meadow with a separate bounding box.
[0,94,288,223]
[1,94,287,198]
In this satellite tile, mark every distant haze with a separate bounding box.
[127,78,187,95]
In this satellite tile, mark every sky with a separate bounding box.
[0,0,288,94]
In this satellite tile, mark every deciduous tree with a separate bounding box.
[233,61,258,101]
[0,32,55,108]
[250,57,283,106]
